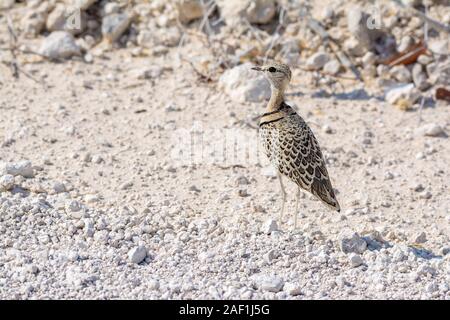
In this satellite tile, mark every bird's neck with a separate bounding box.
[267,86,284,112]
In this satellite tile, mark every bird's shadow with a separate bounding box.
[363,234,442,260]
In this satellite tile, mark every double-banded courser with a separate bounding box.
[252,62,340,228]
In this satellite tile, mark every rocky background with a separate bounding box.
[0,0,449,299]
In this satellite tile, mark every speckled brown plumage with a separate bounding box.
[259,102,340,211]
[252,62,340,224]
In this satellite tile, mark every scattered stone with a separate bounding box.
[256,275,284,292]
[412,63,431,91]
[385,83,420,107]
[284,282,302,296]
[65,200,83,219]
[414,232,427,244]
[416,123,446,137]
[339,232,367,254]
[74,0,97,11]
[2,161,34,178]
[217,0,276,25]
[176,0,203,24]
[0,175,15,192]
[261,219,278,234]
[0,0,14,9]
[148,279,160,290]
[362,52,376,65]
[53,182,66,193]
[46,4,66,32]
[39,31,81,59]
[390,65,412,83]
[306,52,330,71]
[128,246,147,264]
[349,253,364,267]
[102,13,131,42]
[21,9,47,37]
[323,59,341,75]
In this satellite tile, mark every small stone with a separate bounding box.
[349,253,364,267]
[0,174,15,192]
[53,181,66,193]
[428,39,449,56]
[176,0,203,23]
[390,65,412,83]
[306,52,330,70]
[236,176,250,185]
[39,31,81,59]
[258,275,284,292]
[362,52,376,65]
[385,83,420,107]
[264,249,279,263]
[148,279,160,290]
[322,125,333,134]
[21,8,47,37]
[284,282,302,296]
[65,200,83,219]
[412,63,431,91]
[46,4,66,32]
[414,232,427,243]
[128,246,147,264]
[0,0,14,9]
[84,194,100,203]
[74,0,96,10]
[339,232,367,254]
[217,0,276,25]
[419,191,432,200]
[411,183,424,192]
[344,37,366,57]
[102,13,131,42]
[417,54,433,66]
[397,36,414,53]
[261,219,278,234]
[323,59,341,75]
[84,218,95,237]
[416,123,446,137]
[104,2,121,15]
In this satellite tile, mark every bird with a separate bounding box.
[252,62,340,229]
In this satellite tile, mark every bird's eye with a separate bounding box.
[268,67,276,73]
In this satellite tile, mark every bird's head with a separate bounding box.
[252,62,292,90]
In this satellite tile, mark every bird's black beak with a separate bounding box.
[251,66,262,71]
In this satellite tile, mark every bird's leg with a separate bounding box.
[277,173,286,224]
[294,187,301,229]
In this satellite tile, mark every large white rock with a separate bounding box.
[39,31,81,59]
[217,0,276,25]
[102,13,131,42]
[219,63,270,103]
